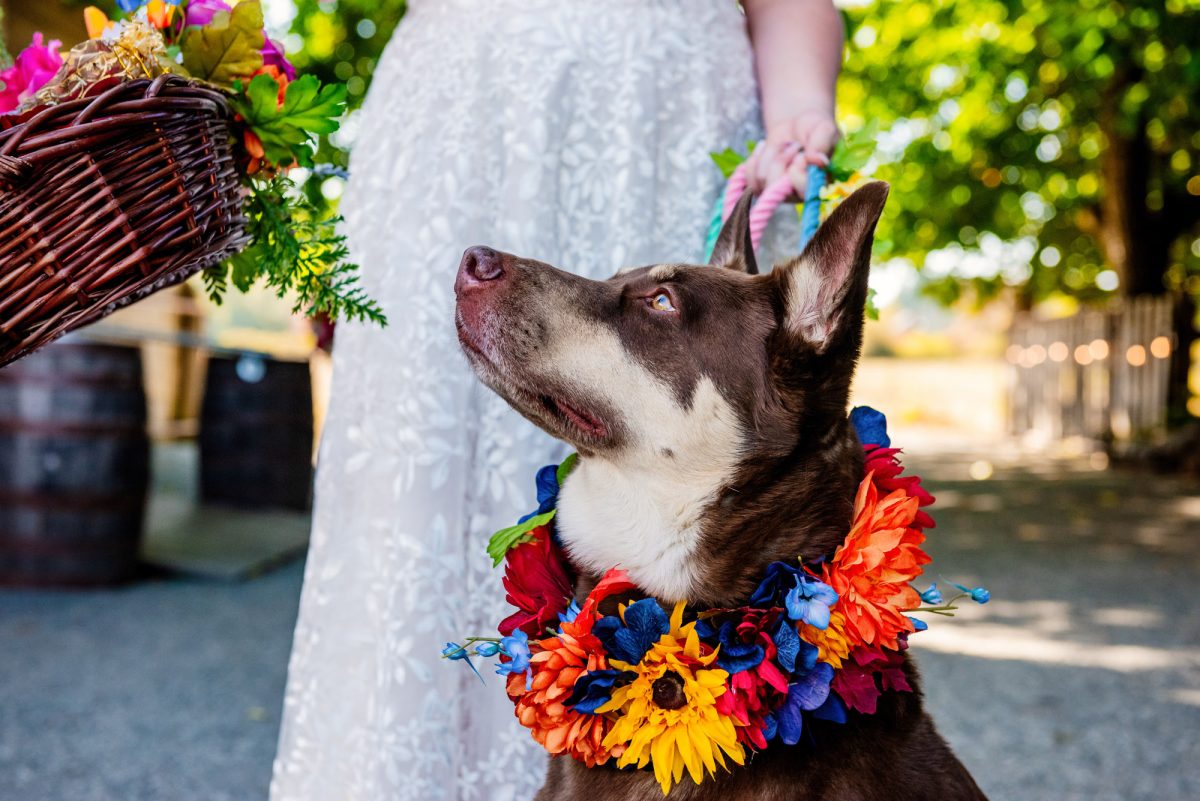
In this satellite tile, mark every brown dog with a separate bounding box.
[454,182,988,800]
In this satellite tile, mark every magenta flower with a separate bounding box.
[260,37,297,81]
[0,34,63,114]
[185,0,232,27]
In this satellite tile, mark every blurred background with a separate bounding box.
[0,1,1198,800]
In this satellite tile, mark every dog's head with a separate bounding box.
[455,182,890,603]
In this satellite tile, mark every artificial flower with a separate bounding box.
[507,605,622,767]
[830,644,911,715]
[950,581,991,604]
[184,0,231,27]
[919,583,944,605]
[84,7,114,39]
[706,609,791,750]
[820,477,931,651]
[785,573,839,631]
[260,36,297,81]
[772,662,836,745]
[864,445,936,530]
[598,601,744,795]
[0,34,63,114]
[498,524,572,638]
[800,608,853,669]
[145,0,175,29]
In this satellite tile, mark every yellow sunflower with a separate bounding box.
[598,601,745,795]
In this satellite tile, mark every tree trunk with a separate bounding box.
[1093,76,1195,427]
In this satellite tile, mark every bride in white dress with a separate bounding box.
[271,2,843,799]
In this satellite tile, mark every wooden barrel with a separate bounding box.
[199,354,313,511]
[0,342,149,586]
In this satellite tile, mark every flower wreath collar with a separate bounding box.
[444,407,988,796]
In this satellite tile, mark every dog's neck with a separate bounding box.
[556,416,861,605]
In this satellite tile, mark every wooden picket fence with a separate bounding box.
[1008,295,1176,442]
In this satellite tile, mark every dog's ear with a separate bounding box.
[777,181,889,353]
[708,192,758,275]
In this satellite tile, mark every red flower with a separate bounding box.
[830,644,911,715]
[711,609,790,750]
[498,525,572,638]
[863,445,935,530]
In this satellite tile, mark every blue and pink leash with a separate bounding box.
[704,162,828,258]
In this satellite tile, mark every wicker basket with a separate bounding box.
[0,75,250,368]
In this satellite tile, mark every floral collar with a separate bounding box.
[444,407,988,796]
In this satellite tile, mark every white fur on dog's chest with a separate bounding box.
[555,380,745,602]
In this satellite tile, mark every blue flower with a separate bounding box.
[950,581,990,604]
[565,668,632,713]
[748,561,804,608]
[771,618,818,675]
[593,598,670,664]
[710,619,765,674]
[474,642,501,657]
[497,630,533,690]
[518,463,561,523]
[908,616,928,632]
[443,641,484,683]
[558,600,582,627]
[774,663,836,745]
[919,583,944,605]
[784,574,839,630]
[116,0,146,12]
[850,406,891,447]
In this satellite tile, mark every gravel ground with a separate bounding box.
[1,447,1198,800]
[0,564,301,801]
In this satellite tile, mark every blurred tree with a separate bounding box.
[837,0,1200,310]
[289,0,406,201]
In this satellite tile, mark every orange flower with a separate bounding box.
[145,0,175,30]
[819,474,931,651]
[800,608,852,669]
[507,624,624,768]
[253,64,289,107]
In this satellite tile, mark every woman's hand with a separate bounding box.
[742,0,844,199]
[744,109,841,199]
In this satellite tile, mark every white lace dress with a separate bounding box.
[271,2,775,799]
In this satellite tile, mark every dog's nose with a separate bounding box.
[458,246,506,287]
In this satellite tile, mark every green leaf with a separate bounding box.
[829,121,879,183]
[486,511,556,567]
[865,287,880,321]
[710,147,748,179]
[211,175,387,324]
[233,73,347,168]
[556,453,579,485]
[180,0,264,88]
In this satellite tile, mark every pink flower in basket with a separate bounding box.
[260,37,297,81]
[184,0,232,27]
[0,34,63,114]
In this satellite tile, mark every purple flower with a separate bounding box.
[185,0,232,28]
[260,36,297,81]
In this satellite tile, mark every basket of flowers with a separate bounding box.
[0,1,383,368]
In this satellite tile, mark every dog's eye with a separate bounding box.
[648,292,677,313]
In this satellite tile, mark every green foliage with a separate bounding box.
[288,0,408,203]
[203,176,387,324]
[232,73,347,167]
[486,511,554,567]
[838,0,1200,304]
[181,0,265,87]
